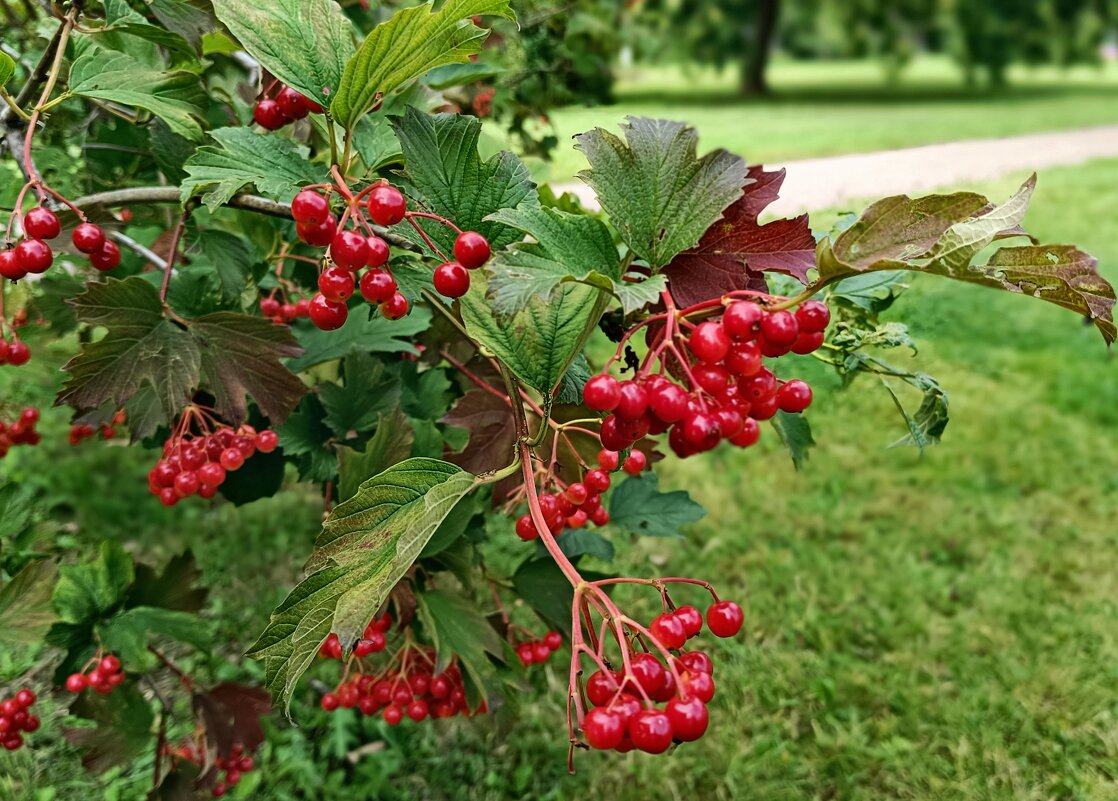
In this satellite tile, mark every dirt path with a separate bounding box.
[551,124,1118,215]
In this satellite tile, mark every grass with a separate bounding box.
[4,161,1118,798]
[496,56,1118,183]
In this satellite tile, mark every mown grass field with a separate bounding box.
[503,57,1118,183]
[3,156,1118,799]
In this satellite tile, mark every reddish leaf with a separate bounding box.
[192,682,270,773]
[440,387,518,475]
[664,166,816,306]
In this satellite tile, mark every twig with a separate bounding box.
[111,230,168,269]
[159,208,191,303]
[0,9,65,126]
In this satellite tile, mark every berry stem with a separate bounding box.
[158,208,192,305]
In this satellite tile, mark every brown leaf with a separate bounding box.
[192,682,270,773]
[440,387,517,475]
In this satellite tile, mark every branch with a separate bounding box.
[111,230,168,269]
[160,208,191,303]
[64,187,421,251]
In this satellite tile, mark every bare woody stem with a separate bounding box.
[159,208,191,304]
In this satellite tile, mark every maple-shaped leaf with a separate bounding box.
[441,387,517,474]
[64,682,154,774]
[127,551,208,613]
[663,166,816,307]
[192,682,271,773]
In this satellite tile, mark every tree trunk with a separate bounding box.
[741,0,779,95]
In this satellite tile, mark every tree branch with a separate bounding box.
[0,10,65,127]
[111,230,167,269]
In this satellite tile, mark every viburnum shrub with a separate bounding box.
[0,0,1115,793]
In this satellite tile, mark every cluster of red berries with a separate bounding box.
[65,654,125,695]
[1,208,117,281]
[0,407,41,458]
[586,300,829,459]
[0,689,40,752]
[580,601,743,753]
[147,424,279,506]
[514,448,645,541]
[258,293,311,325]
[253,84,324,130]
[0,336,31,367]
[289,183,492,331]
[515,631,563,666]
[69,409,125,446]
[320,646,481,723]
[318,613,393,660]
[164,741,255,797]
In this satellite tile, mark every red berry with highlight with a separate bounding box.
[583,375,621,411]
[25,207,60,240]
[253,99,289,130]
[583,708,624,750]
[666,696,709,742]
[453,231,490,269]
[291,191,330,225]
[706,600,744,638]
[15,239,52,274]
[318,266,355,302]
[367,185,407,226]
[309,293,349,330]
[629,708,674,754]
[90,240,121,271]
[433,261,470,298]
[689,321,730,363]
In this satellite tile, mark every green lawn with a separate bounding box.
[4,159,1118,798]
[500,57,1118,183]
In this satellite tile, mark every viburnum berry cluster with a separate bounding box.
[0,406,41,458]
[164,741,257,798]
[285,175,491,331]
[257,291,311,326]
[146,405,279,506]
[1,206,118,282]
[585,296,829,458]
[515,630,564,666]
[69,410,126,445]
[0,689,40,752]
[64,653,125,695]
[252,82,325,131]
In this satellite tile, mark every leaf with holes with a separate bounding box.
[575,117,746,269]
[330,0,514,129]
[247,458,476,712]
[211,0,353,109]
[664,166,815,306]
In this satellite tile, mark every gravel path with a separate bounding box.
[552,124,1118,215]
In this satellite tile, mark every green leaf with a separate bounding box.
[64,682,155,774]
[180,127,326,212]
[276,394,337,483]
[555,353,591,405]
[421,491,483,558]
[337,409,414,501]
[53,541,134,627]
[248,458,476,712]
[425,61,502,89]
[99,606,214,666]
[608,472,705,538]
[771,410,815,470]
[350,115,403,172]
[150,0,214,51]
[210,0,354,109]
[0,560,58,646]
[416,588,503,703]
[69,41,206,140]
[460,271,609,395]
[392,108,538,255]
[539,528,614,562]
[574,117,746,269]
[319,353,400,436]
[816,177,1116,345]
[59,277,200,423]
[219,448,287,505]
[287,305,431,372]
[0,484,34,539]
[884,375,950,451]
[0,51,15,86]
[186,229,263,305]
[128,552,208,613]
[103,0,197,59]
[330,0,514,129]
[513,558,607,631]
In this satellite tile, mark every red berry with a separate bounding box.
[309,293,349,330]
[649,382,689,423]
[795,300,830,333]
[706,601,744,638]
[677,651,713,675]
[649,612,687,650]
[679,670,715,703]
[515,514,538,541]
[318,266,355,302]
[583,708,624,749]
[382,704,403,725]
[291,190,330,225]
[729,417,760,447]
[22,715,40,733]
[3,734,22,750]
[159,487,178,507]
[379,292,409,320]
[598,415,632,452]
[586,670,619,706]
[532,641,552,662]
[256,430,279,453]
[220,447,245,471]
[777,379,813,413]
[433,261,470,298]
[722,301,762,339]
[15,239,52,274]
[584,469,611,493]
[406,699,429,721]
[692,363,729,394]
[66,673,88,693]
[14,689,35,708]
[591,506,610,526]
[366,235,390,268]
[517,643,535,665]
[629,708,673,754]
[174,470,200,497]
[24,207,60,240]
[666,696,708,742]
[682,412,721,451]
[276,86,310,120]
[331,230,369,270]
[253,98,290,130]
[99,655,121,673]
[583,375,621,411]
[544,631,562,650]
[212,782,227,798]
[359,269,397,304]
[725,341,763,376]
[453,231,491,269]
[615,381,649,419]
[90,240,121,271]
[622,449,646,475]
[673,606,703,638]
[688,321,730,363]
[597,449,619,471]
[320,693,340,711]
[791,331,825,354]
[367,185,407,226]
[628,652,666,696]
[760,310,799,346]
[0,249,25,280]
[198,462,226,487]
[297,216,335,247]
[564,482,589,506]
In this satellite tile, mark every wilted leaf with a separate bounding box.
[193,682,271,769]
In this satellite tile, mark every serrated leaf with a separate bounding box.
[247,458,476,712]
[416,588,503,703]
[392,108,538,256]
[771,410,815,470]
[287,305,431,372]
[441,385,519,475]
[608,472,705,537]
[461,271,609,395]
[320,353,400,436]
[276,394,336,483]
[100,606,214,666]
[555,353,591,405]
[128,552,208,613]
[664,166,815,306]
[538,528,614,562]
[330,0,514,129]
[65,683,154,774]
[180,127,326,211]
[53,541,134,627]
[211,0,354,109]
[513,558,608,631]
[0,560,58,646]
[0,484,34,538]
[421,492,483,558]
[338,409,414,501]
[103,0,197,58]
[69,41,206,140]
[575,117,746,269]
[150,0,213,51]
[0,51,15,85]
[187,229,263,304]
